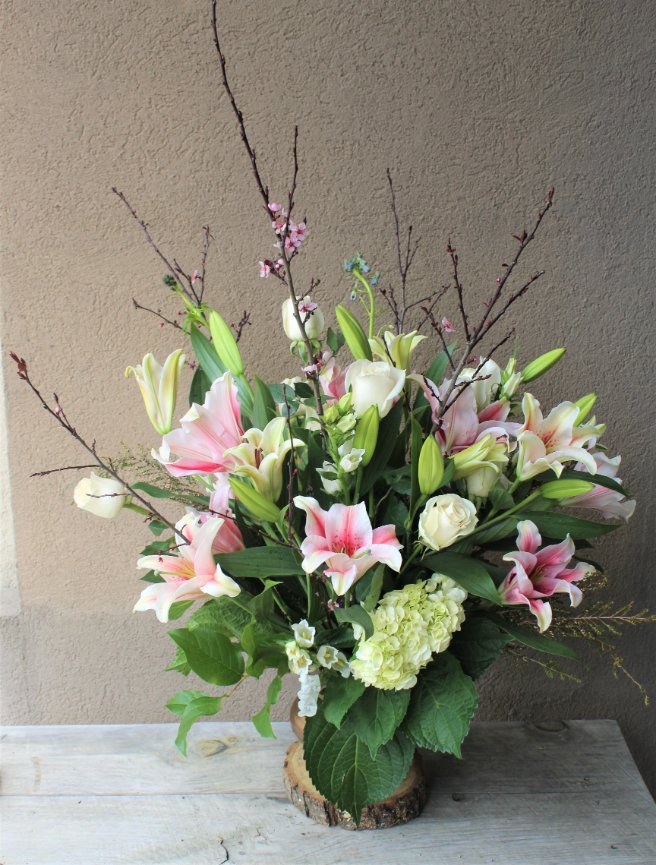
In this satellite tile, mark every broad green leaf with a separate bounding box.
[165,644,191,675]
[216,546,304,578]
[147,519,167,536]
[361,401,404,494]
[241,620,287,677]
[421,551,501,605]
[348,688,411,757]
[166,690,222,756]
[169,628,244,686]
[168,600,194,621]
[188,597,252,640]
[403,654,478,757]
[473,518,518,545]
[189,366,211,407]
[140,569,164,583]
[251,673,283,738]
[515,511,620,540]
[334,605,374,639]
[326,326,345,355]
[450,616,511,679]
[359,564,384,613]
[486,613,579,660]
[190,325,226,382]
[409,415,422,517]
[140,538,174,556]
[304,705,415,824]
[322,675,366,728]
[252,376,277,429]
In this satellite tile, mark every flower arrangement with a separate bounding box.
[11,1,653,827]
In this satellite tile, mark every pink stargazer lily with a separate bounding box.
[499,520,595,632]
[154,372,243,477]
[134,516,240,623]
[294,496,403,595]
[515,393,603,480]
[564,452,635,522]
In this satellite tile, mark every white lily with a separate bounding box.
[126,350,185,435]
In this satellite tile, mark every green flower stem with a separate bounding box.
[124,502,152,517]
[400,543,424,575]
[353,270,376,339]
[472,489,542,535]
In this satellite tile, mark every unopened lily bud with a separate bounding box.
[207,310,244,377]
[520,348,566,383]
[125,350,185,435]
[335,305,372,360]
[418,435,444,495]
[229,477,282,523]
[540,479,595,500]
[352,405,379,466]
[574,393,597,424]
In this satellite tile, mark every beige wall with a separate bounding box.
[2,0,655,792]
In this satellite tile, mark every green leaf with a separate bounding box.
[168,600,194,621]
[403,654,477,757]
[322,675,366,728]
[169,628,244,686]
[304,705,415,824]
[361,401,404,494]
[334,605,374,639]
[190,325,226,382]
[515,511,620,540]
[358,564,384,613]
[189,366,211,407]
[216,546,305,578]
[140,538,174,556]
[188,597,252,640]
[166,690,222,756]
[147,519,167,536]
[251,673,283,738]
[348,688,411,757]
[252,376,277,429]
[165,644,191,675]
[486,613,579,660]
[326,326,345,355]
[450,616,511,679]
[131,482,175,499]
[473,518,518,545]
[421,551,501,605]
[140,569,164,583]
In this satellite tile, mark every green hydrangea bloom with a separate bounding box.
[350,574,467,690]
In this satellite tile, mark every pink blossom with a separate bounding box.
[303,363,320,374]
[192,270,200,282]
[134,517,241,623]
[259,261,271,278]
[499,520,594,632]
[441,317,455,333]
[564,453,635,522]
[294,496,402,595]
[319,352,347,402]
[299,298,318,316]
[268,202,282,213]
[154,373,243,477]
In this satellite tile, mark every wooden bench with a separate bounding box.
[2,719,655,863]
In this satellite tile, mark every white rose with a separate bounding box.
[281,296,324,341]
[345,360,405,419]
[418,494,478,551]
[73,472,130,519]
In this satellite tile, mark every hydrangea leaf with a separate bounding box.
[403,653,478,757]
[348,687,411,757]
[322,674,365,728]
[450,615,512,679]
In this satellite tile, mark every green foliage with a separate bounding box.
[131,481,177,499]
[251,673,283,738]
[421,551,502,605]
[190,324,226,382]
[216,546,304,578]
[486,613,579,660]
[334,605,374,639]
[514,511,620,540]
[403,654,478,757]
[348,688,411,757]
[188,366,211,407]
[450,616,512,679]
[558,468,627,497]
[304,704,415,824]
[322,675,366,728]
[169,628,244,686]
[361,401,404,494]
[188,597,252,640]
[251,376,277,429]
[166,690,222,756]
[165,644,191,675]
[168,600,194,621]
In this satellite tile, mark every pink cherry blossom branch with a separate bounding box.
[10,353,180,536]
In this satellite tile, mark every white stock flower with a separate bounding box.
[292,619,316,648]
[345,360,405,419]
[338,441,365,473]
[285,641,314,676]
[297,671,322,717]
[73,472,130,519]
[317,645,350,676]
[418,494,478,551]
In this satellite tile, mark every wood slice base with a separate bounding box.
[283,740,428,830]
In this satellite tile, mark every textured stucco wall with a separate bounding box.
[2,0,655,792]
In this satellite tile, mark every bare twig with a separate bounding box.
[386,169,421,332]
[447,240,470,341]
[132,298,184,331]
[233,310,252,343]
[31,463,98,478]
[10,353,180,536]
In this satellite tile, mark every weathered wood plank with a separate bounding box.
[1,719,655,865]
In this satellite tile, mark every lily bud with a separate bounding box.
[207,310,244,377]
[452,434,508,480]
[520,348,566,383]
[352,405,379,466]
[574,393,597,424]
[125,350,185,435]
[335,305,372,360]
[418,435,444,495]
[540,479,595,500]
[229,477,282,523]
